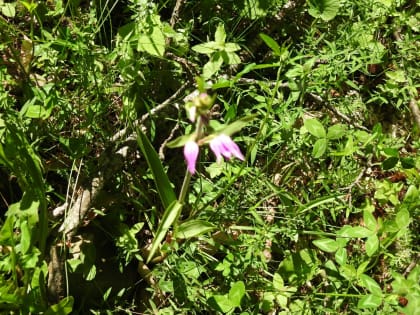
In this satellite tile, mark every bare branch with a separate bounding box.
[409,99,420,129]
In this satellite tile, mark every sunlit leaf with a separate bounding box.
[304,118,326,138]
[313,238,339,253]
[215,24,226,44]
[147,201,182,263]
[175,220,215,239]
[312,138,327,158]
[229,281,245,307]
[357,294,382,308]
[45,297,74,315]
[136,128,176,209]
[365,235,379,257]
[308,0,340,21]
[360,274,382,296]
[260,33,281,56]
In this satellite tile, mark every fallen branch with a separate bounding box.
[408,98,420,129]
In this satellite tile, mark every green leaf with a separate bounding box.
[215,24,226,44]
[313,238,339,253]
[192,42,218,54]
[215,114,258,136]
[400,157,415,169]
[1,2,16,18]
[208,295,235,313]
[304,118,326,138]
[20,220,32,254]
[229,281,245,307]
[382,157,399,170]
[357,294,382,309]
[312,138,327,158]
[45,297,74,315]
[138,25,166,57]
[175,220,215,239]
[338,226,374,238]
[223,51,241,65]
[327,124,347,139]
[24,104,52,119]
[224,42,241,52]
[273,273,284,291]
[166,134,193,148]
[203,53,223,79]
[146,200,182,263]
[259,33,281,56]
[363,210,377,232]
[308,0,340,21]
[395,209,410,229]
[136,128,176,209]
[335,247,347,266]
[365,235,379,257]
[383,147,399,157]
[359,274,382,296]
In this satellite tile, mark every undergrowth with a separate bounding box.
[0,0,419,314]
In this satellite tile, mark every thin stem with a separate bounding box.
[178,169,192,204]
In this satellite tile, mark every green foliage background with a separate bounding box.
[0,0,419,314]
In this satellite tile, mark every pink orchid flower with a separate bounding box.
[184,140,199,174]
[209,134,245,163]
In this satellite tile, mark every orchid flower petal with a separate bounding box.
[184,140,199,174]
[209,134,244,163]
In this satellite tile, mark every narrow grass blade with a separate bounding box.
[136,128,176,209]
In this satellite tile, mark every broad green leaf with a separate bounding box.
[383,147,399,157]
[224,42,241,52]
[166,134,193,148]
[386,70,406,83]
[223,51,241,65]
[215,114,258,136]
[327,124,347,139]
[357,261,370,276]
[335,247,347,266]
[192,42,218,54]
[215,24,226,44]
[400,157,415,169]
[359,274,382,296]
[175,220,215,239]
[304,118,326,138]
[1,2,16,17]
[138,26,165,57]
[308,0,340,21]
[24,105,51,119]
[340,264,357,281]
[357,294,382,309]
[338,226,374,238]
[209,295,235,313]
[147,200,182,263]
[203,53,223,79]
[365,235,379,257]
[136,128,176,209]
[312,138,327,158]
[363,210,377,232]
[45,297,74,315]
[313,238,339,253]
[260,33,281,56]
[229,281,245,307]
[382,157,398,170]
[273,273,284,291]
[20,220,32,254]
[395,209,410,229]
